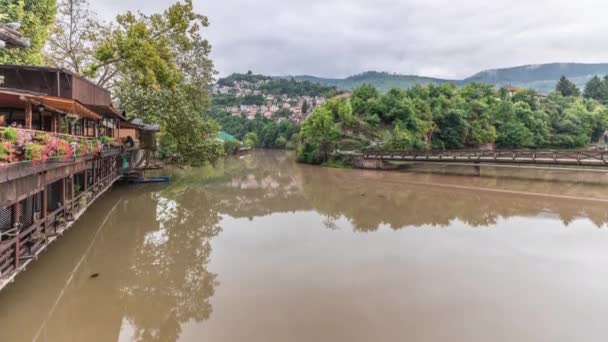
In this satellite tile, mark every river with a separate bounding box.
[1,150,608,342]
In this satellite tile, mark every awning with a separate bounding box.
[0,88,102,120]
[85,104,126,121]
[37,96,102,120]
[128,118,161,132]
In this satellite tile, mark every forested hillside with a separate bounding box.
[292,71,452,93]
[297,83,608,164]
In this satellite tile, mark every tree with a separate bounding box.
[297,106,339,164]
[45,0,97,73]
[0,0,57,65]
[583,76,608,103]
[91,0,206,90]
[555,76,580,97]
[244,132,258,148]
[109,1,222,166]
[301,100,309,114]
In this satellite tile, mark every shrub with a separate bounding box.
[35,133,52,143]
[223,140,241,155]
[274,136,288,149]
[101,136,113,144]
[24,143,45,161]
[2,127,18,142]
[0,142,14,162]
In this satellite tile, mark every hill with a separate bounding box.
[286,63,608,94]
[292,71,453,93]
[464,63,608,93]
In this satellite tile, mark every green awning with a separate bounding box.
[217,131,239,143]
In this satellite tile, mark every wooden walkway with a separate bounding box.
[359,149,608,167]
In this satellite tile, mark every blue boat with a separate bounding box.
[128,176,171,184]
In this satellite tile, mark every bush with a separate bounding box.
[244,132,258,148]
[24,143,45,161]
[100,136,113,144]
[0,142,14,162]
[223,140,241,155]
[274,136,288,149]
[2,127,18,142]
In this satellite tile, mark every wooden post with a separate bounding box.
[42,183,48,245]
[60,178,66,220]
[12,202,20,269]
[25,102,32,130]
[84,169,89,192]
[70,175,75,213]
[92,159,97,187]
[51,113,57,133]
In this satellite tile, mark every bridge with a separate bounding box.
[351,149,608,170]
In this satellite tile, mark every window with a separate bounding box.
[0,75,4,86]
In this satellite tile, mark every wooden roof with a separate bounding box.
[0,88,102,120]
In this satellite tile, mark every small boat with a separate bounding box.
[128,176,171,184]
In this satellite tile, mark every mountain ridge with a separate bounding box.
[276,63,608,93]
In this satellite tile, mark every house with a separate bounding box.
[0,65,126,139]
[0,65,159,290]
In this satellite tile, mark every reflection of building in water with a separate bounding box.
[0,186,221,342]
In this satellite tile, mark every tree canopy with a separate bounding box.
[555,76,580,97]
[101,0,222,166]
[0,0,57,65]
[297,82,608,164]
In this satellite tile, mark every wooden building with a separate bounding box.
[0,65,153,291]
[0,65,127,139]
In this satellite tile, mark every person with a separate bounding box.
[125,135,135,148]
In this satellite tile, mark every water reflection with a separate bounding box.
[192,151,608,230]
[0,150,607,342]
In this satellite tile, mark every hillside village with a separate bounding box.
[211,73,334,122]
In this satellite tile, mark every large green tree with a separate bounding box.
[105,0,222,166]
[555,75,580,97]
[583,76,608,103]
[0,0,57,64]
[91,0,207,90]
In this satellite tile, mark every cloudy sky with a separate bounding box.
[94,0,608,79]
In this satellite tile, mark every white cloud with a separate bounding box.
[92,0,608,79]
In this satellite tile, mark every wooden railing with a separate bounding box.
[361,149,608,167]
[0,126,106,143]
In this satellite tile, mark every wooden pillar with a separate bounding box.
[42,182,48,244]
[51,113,57,133]
[12,202,20,269]
[70,175,75,213]
[60,177,66,219]
[25,102,32,130]
[94,159,98,184]
[84,169,89,192]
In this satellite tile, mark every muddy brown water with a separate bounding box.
[1,150,608,342]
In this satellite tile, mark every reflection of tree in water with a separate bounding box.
[114,151,608,341]
[120,186,221,342]
[200,151,608,232]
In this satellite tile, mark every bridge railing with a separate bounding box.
[361,149,608,166]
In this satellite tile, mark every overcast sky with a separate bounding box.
[93,0,608,79]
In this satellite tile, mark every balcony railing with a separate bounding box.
[0,126,122,166]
